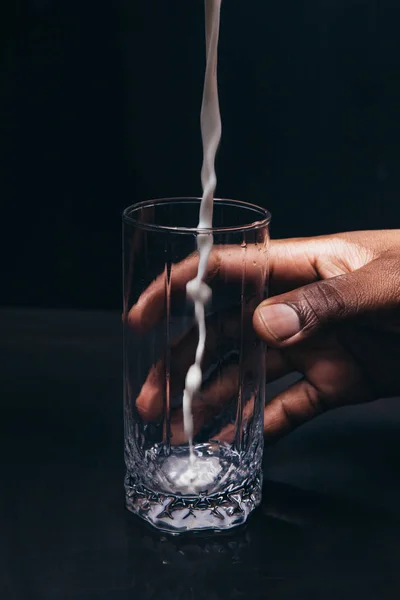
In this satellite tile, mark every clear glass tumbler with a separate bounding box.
[123,198,270,532]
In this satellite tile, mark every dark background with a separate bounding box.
[1,0,400,310]
[2,5,400,597]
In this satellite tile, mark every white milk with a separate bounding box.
[179,0,222,487]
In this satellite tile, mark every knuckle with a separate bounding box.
[302,381,330,416]
[278,381,329,430]
[296,279,351,329]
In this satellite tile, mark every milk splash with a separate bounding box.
[182,0,222,473]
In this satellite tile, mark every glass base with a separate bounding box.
[125,473,262,533]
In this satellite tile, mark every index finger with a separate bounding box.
[127,243,268,331]
[126,237,328,332]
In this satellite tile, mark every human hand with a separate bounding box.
[253,230,400,441]
[128,230,400,444]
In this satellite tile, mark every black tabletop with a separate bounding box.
[1,309,400,600]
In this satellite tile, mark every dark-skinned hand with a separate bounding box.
[128,230,400,444]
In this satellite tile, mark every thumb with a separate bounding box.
[253,256,398,347]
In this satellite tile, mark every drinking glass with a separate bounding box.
[123,198,270,532]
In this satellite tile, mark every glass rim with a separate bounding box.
[122,197,271,234]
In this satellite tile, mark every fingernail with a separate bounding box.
[258,303,301,342]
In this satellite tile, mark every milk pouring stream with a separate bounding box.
[180,0,222,484]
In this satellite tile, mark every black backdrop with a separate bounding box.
[1,0,400,310]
